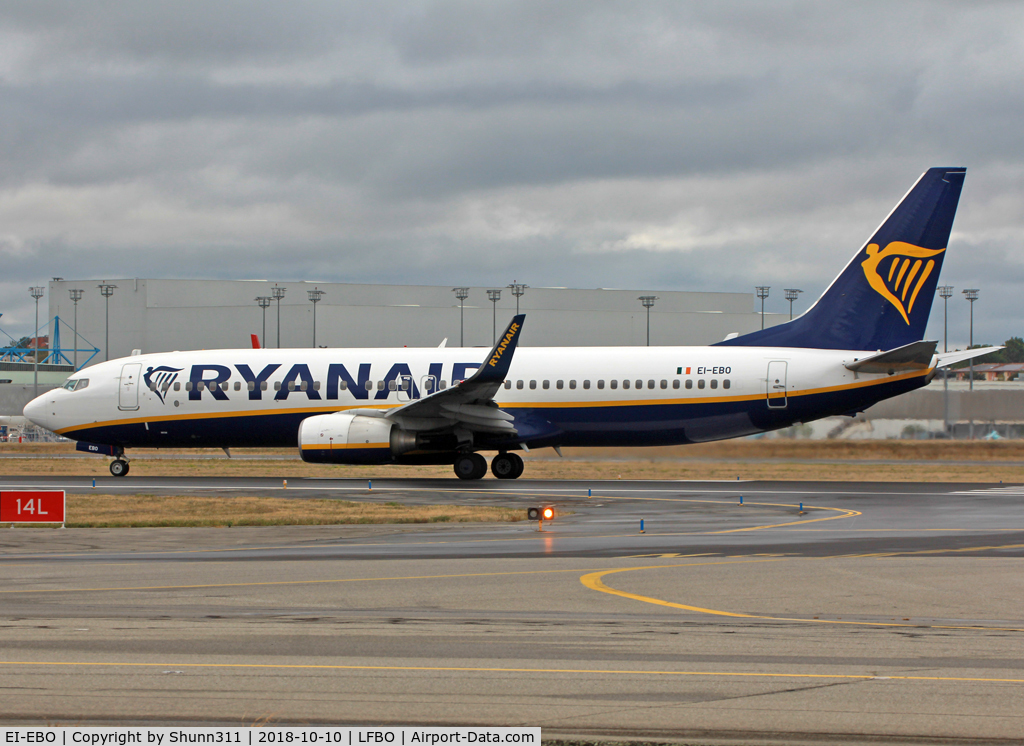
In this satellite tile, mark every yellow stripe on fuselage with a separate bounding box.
[300,442,390,450]
[55,368,931,436]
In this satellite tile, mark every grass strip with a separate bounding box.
[1,494,525,528]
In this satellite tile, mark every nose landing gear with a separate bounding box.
[109,447,130,477]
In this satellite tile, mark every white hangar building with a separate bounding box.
[43,278,781,365]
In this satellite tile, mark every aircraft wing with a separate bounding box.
[384,314,525,435]
[935,346,1004,368]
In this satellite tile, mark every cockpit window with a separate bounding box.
[62,378,89,391]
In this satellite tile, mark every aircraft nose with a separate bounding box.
[22,393,53,431]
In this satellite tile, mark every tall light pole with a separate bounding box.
[255,296,271,349]
[638,295,658,346]
[784,288,803,320]
[29,287,44,398]
[963,289,979,393]
[69,289,83,370]
[938,285,954,353]
[487,289,502,344]
[452,287,470,347]
[756,286,770,330]
[938,285,954,436]
[307,287,325,348]
[97,283,117,362]
[271,284,286,348]
[508,282,528,315]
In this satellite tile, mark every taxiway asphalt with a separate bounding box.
[1,475,1023,744]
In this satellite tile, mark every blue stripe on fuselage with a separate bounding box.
[64,374,927,450]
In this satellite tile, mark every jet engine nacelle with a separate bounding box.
[298,412,417,464]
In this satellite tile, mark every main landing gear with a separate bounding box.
[454,453,488,480]
[452,452,524,480]
[490,452,524,480]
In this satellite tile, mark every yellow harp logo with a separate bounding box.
[861,241,945,324]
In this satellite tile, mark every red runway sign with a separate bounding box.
[0,490,66,524]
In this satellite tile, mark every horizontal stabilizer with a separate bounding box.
[845,340,937,374]
[936,346,1004,368]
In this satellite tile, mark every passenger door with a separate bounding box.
[766,361,788,409]
[119,363,142,411]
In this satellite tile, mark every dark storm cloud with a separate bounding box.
[1,1,1022,348]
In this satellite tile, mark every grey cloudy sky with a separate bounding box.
[2,1,1022,348]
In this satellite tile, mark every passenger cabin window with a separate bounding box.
[339,380,347,390]
[388,380,397,391]
[672,379,680,389]
[623,380,630,389]
[504,381,511,389]
[185,382,193,392]
[288,381,296,391]
[597,380,605,389]
[234,381,241,391]
[610,380,618,389]
[697,379,705,389]
[542,380,550,390]
[635,380,642,389]
[648,380,655,389]
[556,380,564,389]
[439,380,447,389]
[274,382,281,391]
[583,380,591,389]
[314,381,321,391]
[364,381,373,391]
[569,380,577,389]
[685,380,693,389]
[517,380,524,390]
[723,379,731,389]
[660,380,667,389]
[529,380,536,389]
[174,382,181,391]
[260,381,268,391]
[710,379,718,389]
[248,381,255,391]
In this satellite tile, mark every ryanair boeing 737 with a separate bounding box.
[24,167,997,479]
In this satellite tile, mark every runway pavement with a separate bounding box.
[2,474,1024,744]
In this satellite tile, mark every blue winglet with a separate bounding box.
[469,314,525,384]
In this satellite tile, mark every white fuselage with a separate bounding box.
[24,344,932,451]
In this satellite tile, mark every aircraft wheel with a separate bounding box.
[508,452,524,479]
[492,452,524,479]
[491,453,516,479]
[110,459,129,477]
[454,453,487,480]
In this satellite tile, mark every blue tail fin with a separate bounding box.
[717,167,966,351]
